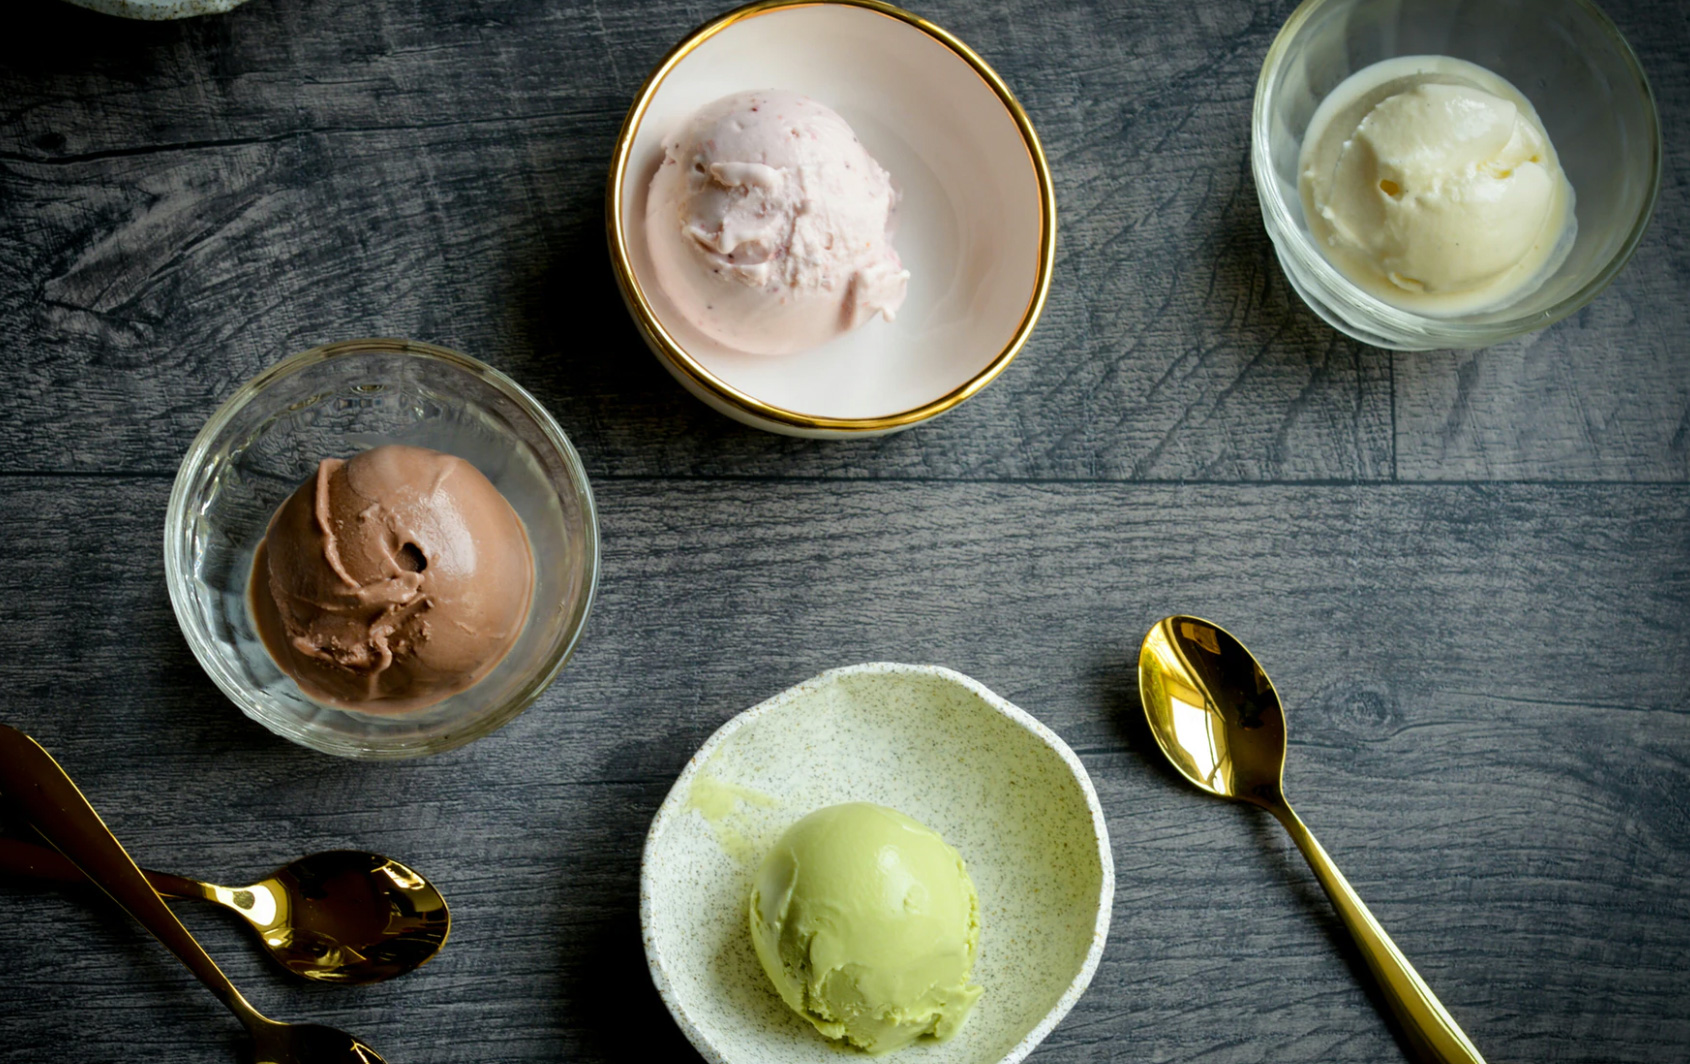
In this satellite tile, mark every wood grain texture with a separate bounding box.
[0,478,1685,1063]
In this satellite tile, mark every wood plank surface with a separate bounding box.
[0,478,1686,1063]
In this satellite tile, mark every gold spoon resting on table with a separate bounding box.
[0,837,450,984]
[0,724,388,1064]
[1137,616,1487,1064]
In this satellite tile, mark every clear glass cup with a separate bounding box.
[165,339,599,759]
[1253,0,1661,349]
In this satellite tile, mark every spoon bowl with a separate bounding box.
[0,840,450,984]
[1138,615,1487,1064]
[225,850,450,983]
[1138,613,1288,806]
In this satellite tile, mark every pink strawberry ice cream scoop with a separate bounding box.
[645,89,909,356]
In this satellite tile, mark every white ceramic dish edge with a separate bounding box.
[61,0,253,19]
[640,662,1115,1064]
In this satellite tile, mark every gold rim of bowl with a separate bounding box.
[605,0,1058,434]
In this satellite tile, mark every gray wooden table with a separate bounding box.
[2,0,1686,1061]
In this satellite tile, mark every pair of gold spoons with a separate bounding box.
[0,723,448,1064]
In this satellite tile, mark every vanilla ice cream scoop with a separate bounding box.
[645,90,909,355]
[1300,56,1575,314]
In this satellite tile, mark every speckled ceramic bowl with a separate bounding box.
[641,663,1113,1064]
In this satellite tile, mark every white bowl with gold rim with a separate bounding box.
[640,663,1114,1064]
[607,0,1056,438]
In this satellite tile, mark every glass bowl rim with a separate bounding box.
[1250,0,1663,347]
[163,336,602,759]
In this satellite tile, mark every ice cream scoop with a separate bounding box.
[749,802,982,1054]
[645,89,909,356]
[1299,56,1575,315]
[251,444,534,714]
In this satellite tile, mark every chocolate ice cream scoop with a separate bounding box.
[251,444,535,714]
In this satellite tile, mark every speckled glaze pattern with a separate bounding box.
[641,663,1114,1064]
[60,0,252,19]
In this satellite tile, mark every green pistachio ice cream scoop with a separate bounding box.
[749,802,983,1054]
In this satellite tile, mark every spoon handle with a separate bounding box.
[0,725,259,1028]
[0,836,210,898]
[1273,802,1487,1064]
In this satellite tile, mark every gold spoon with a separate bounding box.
[0,837,450,984]
[0,723,387,1064]
[1137,616,1486,1064]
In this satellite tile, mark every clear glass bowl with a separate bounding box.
[165,339,599,759]
[1253,0,1661,349]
